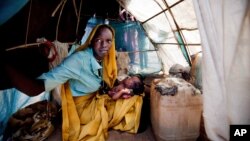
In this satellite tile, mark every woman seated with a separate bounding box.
[2,24,145,141]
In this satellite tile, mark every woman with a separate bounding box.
[3,24,144,141]
[3,24,116,96]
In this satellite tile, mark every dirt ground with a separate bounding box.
[46,97,156,141]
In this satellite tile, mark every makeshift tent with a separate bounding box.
[194,0,250,140]
[1,0,250,141]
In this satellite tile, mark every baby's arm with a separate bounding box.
[111,88,132,100]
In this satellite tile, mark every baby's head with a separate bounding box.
[111,75,144,95]
[108,75,144,99]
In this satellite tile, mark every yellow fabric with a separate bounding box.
[61,24,143,141]
[61,83,143,141]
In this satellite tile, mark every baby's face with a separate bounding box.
[110,76,140,92]
[122,76,141,89]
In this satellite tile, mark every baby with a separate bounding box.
[108,75,144,100]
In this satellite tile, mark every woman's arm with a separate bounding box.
[3,63,45,96]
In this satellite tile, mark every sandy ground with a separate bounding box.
[46,123,156,141]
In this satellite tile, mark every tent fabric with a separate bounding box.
[193,0,250,140]
[0,0,28,25]
[117,0,202,74]
[111,21,162,74]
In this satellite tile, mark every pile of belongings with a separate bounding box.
[154,64,201,96]
[168,64,191,81]
[3,100,59,141]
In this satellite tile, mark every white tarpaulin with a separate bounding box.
[194,0,250,140]
[117,0,202,74]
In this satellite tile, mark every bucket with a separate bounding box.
[150,78,203,141]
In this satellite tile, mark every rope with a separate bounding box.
[51,0,67,17]
[25,0,33,46]
[6,43,40,51]
[6,42,74,51]
[7,0,79,51]
[55,0,67,40]
[72,0,79,17]
[76,0,83,36]
[52,0,80,40]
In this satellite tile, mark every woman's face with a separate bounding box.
[92,27,113,60]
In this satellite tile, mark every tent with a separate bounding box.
[1,0,250,141]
